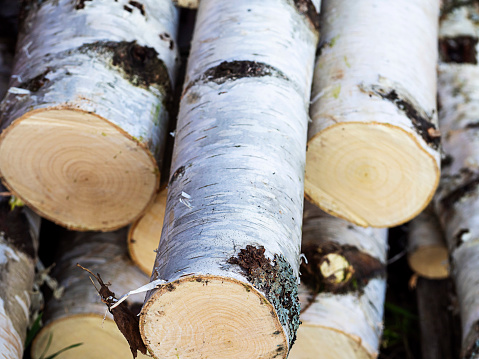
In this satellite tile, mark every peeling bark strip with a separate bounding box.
[305,0,440,228]
[31,229,150,359]
[77,266,147,358]
[440,36,478,64]
[0,0,179,231]
[365,86,441,150]
[434,4,479,358]
[289,201,387,359]
[140,0,319,358]
[228,246,301,347]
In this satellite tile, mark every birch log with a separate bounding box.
[0,0,179,231]
[139,1,320,358]
[0,189,39,359]
[31,229,150,359]
[0,40,13,100]
[304,0,441,227]
[128,186,167,274]
[434,4,479,357]
[289,200,387,359]
[407,208,449,279]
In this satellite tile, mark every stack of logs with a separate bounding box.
[1,0,478,358]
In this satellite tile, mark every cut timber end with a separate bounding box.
[408,246,449,279]
[289,324,373,359]
[128,187,167,274]
[305,122,440,227]
[0,108,159,231]
[140,276,287,359]
[31,314,150,359]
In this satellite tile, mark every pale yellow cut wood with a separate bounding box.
[0,109,159,231]
[305,123,439,227]
[140,276,287,359]
[173,0,199,8]
[31,314,150,359]
[289,324,373,359]
[408,246,449,279]
[128,187,167,274]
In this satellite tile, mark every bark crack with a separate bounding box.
[292,0,320,31]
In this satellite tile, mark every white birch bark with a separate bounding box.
[407,208,449,279]
[434,4,479,358]
[0,196,39,359]
[289,201,387,359]
[31,229,150,359]
[0,0,179,231]
[305,0,441,228]
[139,1,320,358]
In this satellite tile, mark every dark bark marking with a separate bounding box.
[440,173,479,209]
[123,5,133,12]
[0,189,35,259]
[466,121,479,129]
[441,0,479,18]
[300,242,385,310]
[293,0,320,31]
[453,228,469,248]
[183,61,289,94]
[159,33,174,50]
[128,1,145,16]
[440,36,478,64]
[364,86,440,150]
[169,165,185,186]
[18,68,51,92]
[77,265,147,358]
[441,154,454,168]
[228,245,300,347]
[75,0,92,10]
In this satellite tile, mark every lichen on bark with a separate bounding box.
[228,245,300,349]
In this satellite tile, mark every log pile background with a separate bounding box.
[0,1,471,358]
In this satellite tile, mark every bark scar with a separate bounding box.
[359,82,440,150]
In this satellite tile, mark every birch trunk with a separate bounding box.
[434,4,479,357]
[0,40,13,100]
[305,0,441,228]
[407,208,449,279]
[289,200,387,359]
[0,0,179,231]
[139,1,320,358]
[128,186,167,274]
[0,191,39,359]
[31,228,150,359]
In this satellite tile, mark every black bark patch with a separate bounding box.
[228,245,300,348]
[441,0,479,18]
[466,121,479,129]
[300,242,385,310]
[453,228,469,248]
[128,1,145,16]
[365,86,440,150]
[77,41,171,91]
[18,68,50,92]
[440,36,478,64]
[183,61,289,94]
[123,5,133,12]
[440,173,479,209]
[0,191,35,259]
[441,154,454,168]
[159,33,174,50]
[169,165,186,185]
[77,265,147,358]
[75,0,93,10]
[293,0,320,31]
